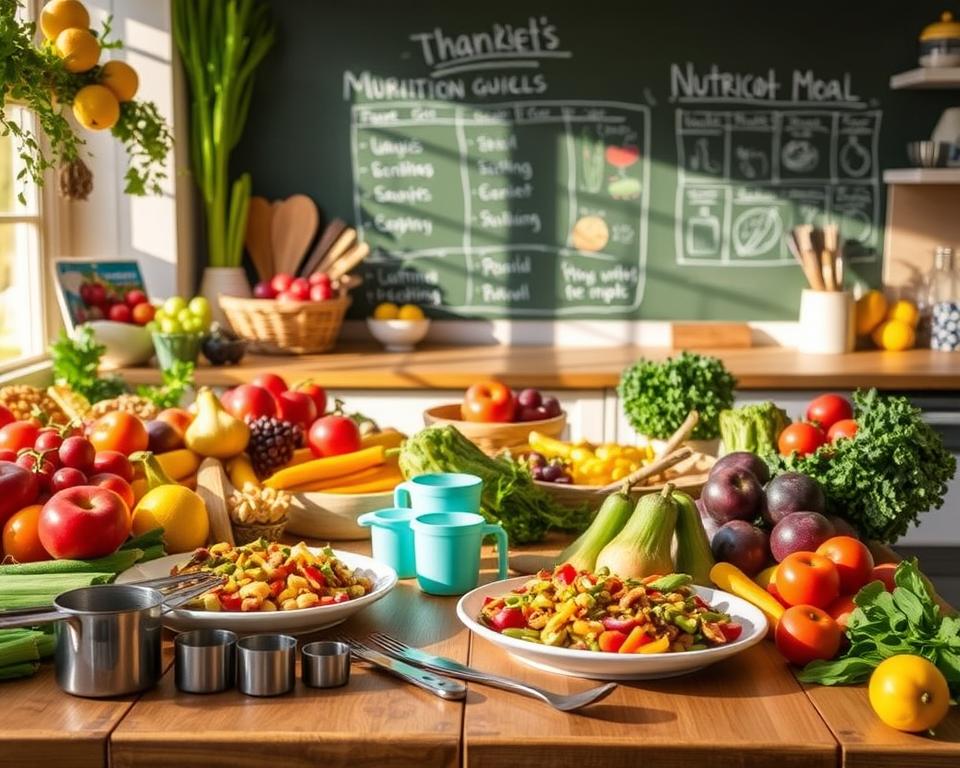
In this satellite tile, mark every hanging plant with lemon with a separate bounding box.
[0,0,171,200]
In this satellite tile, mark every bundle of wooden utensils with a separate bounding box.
[244,194,369,295]
[787,224,844,292]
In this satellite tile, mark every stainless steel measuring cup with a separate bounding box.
[237,634,297,697]
[0,576,219,698]
[175,629,238,694]
[301,641,351,688]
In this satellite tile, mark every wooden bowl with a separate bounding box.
[286,490,392,541]
[423,403,566,456]
[535,451,716,509]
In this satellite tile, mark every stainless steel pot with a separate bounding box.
[0,576,219,698]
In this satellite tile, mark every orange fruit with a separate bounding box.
[55,27,100,72]
[72,84,119,131]
[871,319,916,351]
[100,60,139,102]
[40,0,89,41]
[855,290,888,336]
[886,299,919,328]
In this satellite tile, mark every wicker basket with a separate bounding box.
[535,451,716,509]
[423,403,566,456]
[232,519,288,545]
[219,294,351,354]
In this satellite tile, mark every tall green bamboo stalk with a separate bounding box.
[172,0,274,268]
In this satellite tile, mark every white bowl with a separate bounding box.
[366,318,430,352]
[84,320,154,368]
[457,577,767,680]
[117,548,397,634]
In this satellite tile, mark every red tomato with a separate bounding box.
[827,419,858,443]
[871,563,898,592]
[88,412,148,455]
[16,452,56,492]
[222,385,276,420]
[251,373,288,400]
[0,406,14,429]
[778,422,826,457]
[490,606,526,632]
[816,536,874,595]
[92,451,134,482]
[720,622,743,642]
[806,394,854,430]
[2,504,50,563]
[125,289,148,308]
[295,382,327,417]
[308,415,361,458]
[276,391,317,431]
[0,462,40,527]
[108,304,132,323]
[775,605,842,666]
[776,551,840,609]
[49,466,87,494]
[461,380,517,423]
[826,594,857,632]
[554,563,577,585]
[0,420,40,453]
[34,428,64,456]
[131,302,155,325]
[88,472,135,510]
[0,449,15,462]
[598,630,627,652]
[38,486,131,560]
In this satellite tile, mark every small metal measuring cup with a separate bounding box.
[175,629,238,694]
[301,641,351,688]
[237,634,297,697]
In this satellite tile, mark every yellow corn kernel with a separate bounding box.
[277,588,297,604]
[296,592,320,609]
[239,581,271,600]
[287,574,309,591]
[281,598,298,611]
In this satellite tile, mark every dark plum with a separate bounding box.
[711,451,770,484]
[770,511,835,562]
[702,467,764,524]
[711,520,770,576]
[764,472,826,526]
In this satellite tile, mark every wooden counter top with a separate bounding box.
[118,345,960,391]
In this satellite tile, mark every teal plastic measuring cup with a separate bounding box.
[357,507,418,579]
[394,473,482,514]
[410,512,508,596]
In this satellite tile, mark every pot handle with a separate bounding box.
[0,609,64,630]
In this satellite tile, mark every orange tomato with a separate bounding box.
[88,411,148,455]
[461,380,516,423]
[826,594,857,631]
[776,551,840,609]
[775,604,842,667]
[2,504,51,562]
[871,563,897,592]
[816,536,874,595]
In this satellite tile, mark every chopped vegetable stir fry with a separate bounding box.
[173,540,373,612]
[479,565,743,653]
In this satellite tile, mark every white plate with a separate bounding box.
[118,548,397,634]
[456,576,767,680]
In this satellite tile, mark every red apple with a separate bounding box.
[125,289,148,308]
[310,283,333,301]
[288,277,310,301]
[276,390,317,431]
[88,472,135,509]
[108,303,133,323]
[270,273,294,293]
[253,281,277,299]
[251,373,288,400]
[295,382,327,417]
[38,486,132,560]
[276,291,299,303]
[0,405,14,429]
[49,466,87,493]
[92,451,134,482]
[0,462,40,527]
[131,302,155,325]
[308,272,332,287]
[222,384,276,420]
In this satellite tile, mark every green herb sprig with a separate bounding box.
[49,325,126,404]
[618,352,737,440]
[137,360,194,410]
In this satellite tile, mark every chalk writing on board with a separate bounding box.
[350,100,650,317]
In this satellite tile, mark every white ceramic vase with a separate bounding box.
[199,267,250,326]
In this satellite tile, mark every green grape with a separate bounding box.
[163,296,187,316]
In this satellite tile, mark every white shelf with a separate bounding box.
[890,67,960,89]
[883,168,960,184]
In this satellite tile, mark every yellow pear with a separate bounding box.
[55,27,100,72]
[72,84,119,131]
[185,388,250,459]
[40,0,89,41]
[100,60,139,102]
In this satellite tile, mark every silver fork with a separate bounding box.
[368,632,616,712]
[339,635,466,700]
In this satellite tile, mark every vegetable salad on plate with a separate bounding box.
[172,540,373,612]
[479,565,743,654]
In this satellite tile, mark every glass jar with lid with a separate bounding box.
[920,12,960,67]
[929,246,960,350]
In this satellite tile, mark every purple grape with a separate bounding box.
[526,452,546,467]
[517,388,543,409]
[531,466,545,480]
[541,464,563,482]
[541,396,562,418]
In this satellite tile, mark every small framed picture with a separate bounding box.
[52,259,147,331]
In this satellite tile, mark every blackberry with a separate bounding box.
[246,415,301,478]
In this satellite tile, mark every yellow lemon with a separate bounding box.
[72,84,119,131]
[100,60,139,102]
[855,290,888,336]
[886,299,919,328]
[398,304,425,320]
[40,0,89,41]
[869,655,950,733]
[871,319,916,351]
[55,27,100,73]
[132,485,209,554]
[373,302,399,320]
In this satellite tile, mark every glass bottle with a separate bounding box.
[929,246,960,351]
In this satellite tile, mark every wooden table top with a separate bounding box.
[4,538,958,768]
[117,344,960,392]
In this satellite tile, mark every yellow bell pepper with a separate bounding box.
[637,635,671,654]
[528,431,575,459]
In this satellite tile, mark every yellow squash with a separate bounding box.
[710,561,784,632]
[264,446,386,490]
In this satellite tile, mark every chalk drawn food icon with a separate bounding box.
[781,140,819,173]
[732,206,783,258]
[835,208,872,243]
[605,144,642,199]
[579,128,606,195]
[571,215,610,252]
[735,147,770,179]
[839,135,871,177]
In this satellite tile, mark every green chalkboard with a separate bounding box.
[235,1,956,320]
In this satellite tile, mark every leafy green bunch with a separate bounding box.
[799,559,960,696]
[0,0,171,199]
[618,352,737,440]
[775,389,955,542]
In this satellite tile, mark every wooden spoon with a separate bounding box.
[244,196,275,282]
[196,458,235,546]
[271,194,319,276]
[298,218,347,278]
[595,447,693,494]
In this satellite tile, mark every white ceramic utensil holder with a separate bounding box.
[797,290,855,355]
